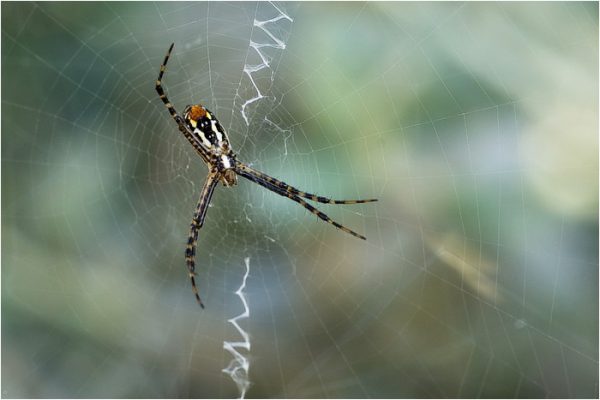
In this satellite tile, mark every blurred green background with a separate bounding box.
[2,2,598,398]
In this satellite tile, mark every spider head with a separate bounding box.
[221,169,237,187]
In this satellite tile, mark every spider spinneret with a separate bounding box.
[155,43,378,308]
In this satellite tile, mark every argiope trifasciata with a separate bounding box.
[156,43,377,308]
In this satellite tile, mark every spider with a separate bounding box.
[156,43,377,308]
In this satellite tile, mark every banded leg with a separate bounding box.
[186,172,220,308]
[237,168,367,240]
[155,43,211,164]
[237,162,377,204]
[155,43,178,120]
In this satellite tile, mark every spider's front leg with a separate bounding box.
[237,163,377,204]
[235,163,372,240]
[186,171,220,308]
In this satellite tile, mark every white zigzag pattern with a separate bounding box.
[240,2,293,126]
[222,257,252,399]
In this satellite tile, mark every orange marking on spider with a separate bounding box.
[188,105,206,120]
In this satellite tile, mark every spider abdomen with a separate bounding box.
[183,104,237,186]
[184,104,231,152]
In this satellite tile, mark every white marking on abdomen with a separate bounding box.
[212,120,223,142]
[194,128,212,148]
[221,155,232,169]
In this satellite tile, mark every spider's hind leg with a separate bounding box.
[155,43,179,120]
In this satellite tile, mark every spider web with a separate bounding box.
[2,2,598,398]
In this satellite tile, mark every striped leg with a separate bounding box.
[186,172,220,308]
[155,43,179,119]
[155,43,211,164]
[237,168,367,240]
[237,163,377,205]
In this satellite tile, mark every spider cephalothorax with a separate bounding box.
[156,43,377,308]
